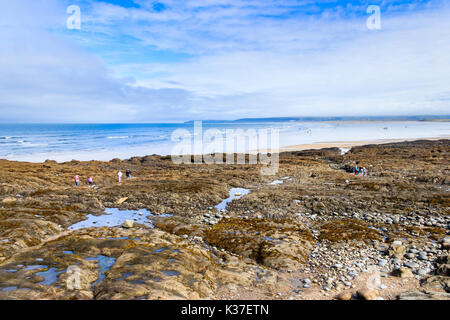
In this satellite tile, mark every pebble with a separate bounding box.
[417,253,428,261]
[404,261,419,269]
[378,259,388,267]
[416,269,428,276]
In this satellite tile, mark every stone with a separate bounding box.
[122,220,134,228]
[336,292,352,300]
[389,244,407,259]
[416,269,428,276]
[405,253,415,259]
[437,255,450,265]
[397,290,450,300]
[437,264,450,276]
[357,288,379,300]
[397,267,414,278]
[404,261,419,269]
[2,198,17,205]
[116,197,128,204]
[378,259,388,267]
[421,275,450,292]
[418,252,428,260]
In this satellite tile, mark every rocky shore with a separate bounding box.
[0,139,449,300]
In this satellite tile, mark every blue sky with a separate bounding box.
[0,0,449,122]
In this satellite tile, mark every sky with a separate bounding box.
[0,0,449,123]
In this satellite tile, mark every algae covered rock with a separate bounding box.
[204,218,314,271]
[0,226,290,300]
[318,219,383,243]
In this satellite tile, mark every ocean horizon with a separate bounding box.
[0,120,449,163]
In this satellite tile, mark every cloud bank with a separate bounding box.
[0,0,449,122]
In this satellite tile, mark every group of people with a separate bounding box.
[74,175,94,187]
[117,169,132,182]
[353,162,367,176]
[74,169,132,187]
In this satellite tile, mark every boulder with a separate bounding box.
[397,290,450,300]
[421,275,450,292]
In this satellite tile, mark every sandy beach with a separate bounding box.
[280,135,450,153]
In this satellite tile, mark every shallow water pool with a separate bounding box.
[85,255,117,288]
[69,208,155,230]
[162,270,180,277]
[269,180,283,185]
[36,268,64,285]
[215,188,251,212]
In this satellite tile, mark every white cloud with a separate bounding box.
[0,0,449,122]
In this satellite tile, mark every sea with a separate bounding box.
[0,121,448,162]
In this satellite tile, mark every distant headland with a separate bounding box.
[184,115,450,124]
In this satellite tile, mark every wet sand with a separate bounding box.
[280,135,450,152]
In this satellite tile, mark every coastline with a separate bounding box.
[279,135,450,153]
[1,135,450,163]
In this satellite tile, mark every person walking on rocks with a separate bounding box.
[74,175,80,187]
[88,177,93,187]
[118,171,123,183]
[126,169,131,179]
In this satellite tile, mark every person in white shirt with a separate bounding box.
[118,171,123,182]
